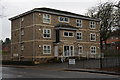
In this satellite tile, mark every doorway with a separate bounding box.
[63,45,74,57]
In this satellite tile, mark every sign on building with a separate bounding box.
[69,59,75,64]
[13,53,18,57]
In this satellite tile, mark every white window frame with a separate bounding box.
[76,32,82,40]
[63,31,74,37]
[63,45,74,57]
[78,46,83,54]
[76,19,82,27]
[21,29,24,35]
[90,21,96,29]
[43,45,51,54]
[21,45,24,50]
[43,14,51,24]
[43,29,51,38]
[58,17,69,23]
[90,33,96,41]
[90,46,96,54]
[21,17,24,22]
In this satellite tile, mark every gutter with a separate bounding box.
[9,8,100,22]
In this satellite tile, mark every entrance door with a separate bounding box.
[63,45,74,57]
[54,46,58,56]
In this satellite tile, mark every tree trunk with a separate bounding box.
[100,40,103,53]
[104,40,107,50]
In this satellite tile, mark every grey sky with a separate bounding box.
[0,0,119,41]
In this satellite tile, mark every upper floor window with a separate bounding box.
[59,17,69,23]
[90,33,96,41]
[76,19,82,27]
[21,17,24,22]
[43,14,51,23]
[76,32,82,40]
[21,29,24,36]
[43,45,51,54]
[90,21,96,29]
[90,46,96,54]
[21,45,24,50]
[64,32,74,37]
[43,29,51,38]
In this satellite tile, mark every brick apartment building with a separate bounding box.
[9,8,101,62]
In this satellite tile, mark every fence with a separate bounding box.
[68,56,120,69]
[101,56,120,68]
[2,55,11,61]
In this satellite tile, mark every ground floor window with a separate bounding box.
[78,46,83,54]
[43,45,51,54]
[90,46,96,54]
[63,45,74,57]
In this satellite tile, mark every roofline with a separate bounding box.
[9,8,100,21]
[9,9,35,20]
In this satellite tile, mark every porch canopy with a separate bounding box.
[55,23,78,31]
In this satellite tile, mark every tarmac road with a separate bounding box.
[2,66,119,79]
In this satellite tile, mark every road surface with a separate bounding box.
[2,66,119,78]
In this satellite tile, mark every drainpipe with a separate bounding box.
[56,29,60,43]
[11,22,13,60]
[19,18,21,61]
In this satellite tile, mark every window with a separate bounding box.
[64,32,74,37]
[21,45,24,50]
[90,21,96,29]
[76,19,82,27]
[59,17,69,23]
[76,32,82,40]
[43,45,51,54]
[90,33,96,41]
[78,46,83,54]
[64,45,74,56]
[21,29,24,35]
[90,46,96,54]
[21,17,24,21]
[43,14,51,23]
[43,29,51,38]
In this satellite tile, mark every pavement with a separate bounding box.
[2,64,120,76]
[64,68,120,75]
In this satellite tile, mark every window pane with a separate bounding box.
[43,29,51,38]
[59,17,69,22]
[43,14,50,23]
[64,32,68,36]
[46,34,49,37]
[77,32,82,40]
[77,36,79,39]
[43,45,51,54]
[76,19,82,27]
[77,33,79,35]
[60,17,63,21]
[91,46,96,54]
[65,18,68,21]
[44,34,46,37]
[69,33,73,36]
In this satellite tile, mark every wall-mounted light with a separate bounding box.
[39,13,41,16]
[39,45,41,48]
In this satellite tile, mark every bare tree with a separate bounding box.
[86,2,120,50]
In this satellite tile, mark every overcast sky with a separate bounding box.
[0,0,119,41]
